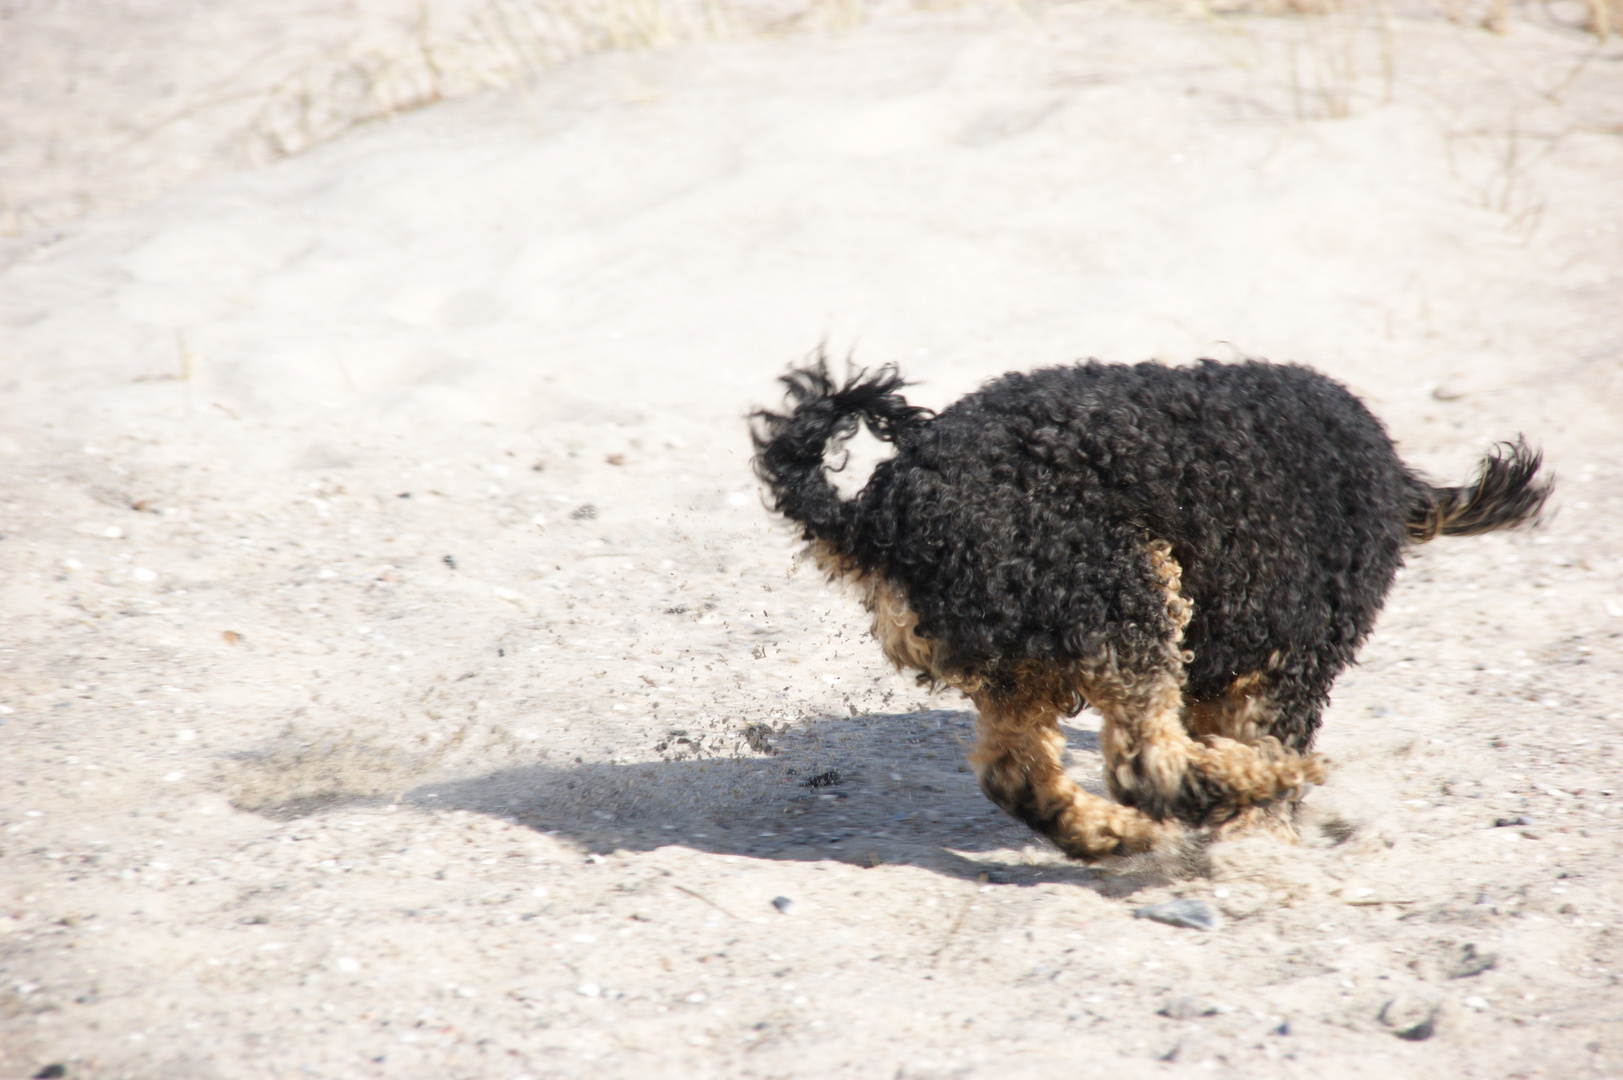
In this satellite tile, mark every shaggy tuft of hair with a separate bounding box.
[750,351,933,554]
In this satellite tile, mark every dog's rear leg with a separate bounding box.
[969,683,1168,861]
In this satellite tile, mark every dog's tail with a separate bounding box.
[1405,437,1552,543]
[750,352,932,550]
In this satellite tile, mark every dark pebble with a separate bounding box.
[1396,1012,1437,1041]
[1380,999,1439,1041]
[1447,943,1497,979]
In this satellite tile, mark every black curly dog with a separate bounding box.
[752,356,1550,860]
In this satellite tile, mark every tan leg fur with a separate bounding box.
[969,676,1169,860]
[810,537,1323,850]
[1089,542,1325,826]
[810,540,1163,859]
[1185,671,1302,841]
[1183,671,1277,746]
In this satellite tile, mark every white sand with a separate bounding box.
[2,4,1622,1077]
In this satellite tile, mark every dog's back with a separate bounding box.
[872,362,1403,679]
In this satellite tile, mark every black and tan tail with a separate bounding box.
[749,351,932,550]
[1406,437,1552,543]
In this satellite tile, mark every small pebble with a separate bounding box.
[1494,814,1535,827]
[577,983,600,998]
[1396,1015,1436,1041]
[1133,899,1220,931]
[1447,943,1497,979]
[771,896,795,915]
[1159,995,1217,1020]
[1380,998,1438,1041]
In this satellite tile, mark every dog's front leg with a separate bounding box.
[1183,678,1305,842]
[968,685,1169,861]
[1092,662,1325,827]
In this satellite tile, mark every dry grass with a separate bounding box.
[0,0,1616,234]
[245,0,881,163]
[242,0,1622,161]
[1596,0,1623,35]
[1202,0,1620,36]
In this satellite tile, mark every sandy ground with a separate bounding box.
[2,3,1623,1078]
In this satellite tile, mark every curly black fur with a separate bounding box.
[753,356,1551,752]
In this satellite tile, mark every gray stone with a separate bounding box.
[1133,899,1220,931]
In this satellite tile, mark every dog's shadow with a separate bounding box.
[393,709,1167,893]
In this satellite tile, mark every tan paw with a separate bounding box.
[1214,805,1300,844]
[1055,799,1172,861]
